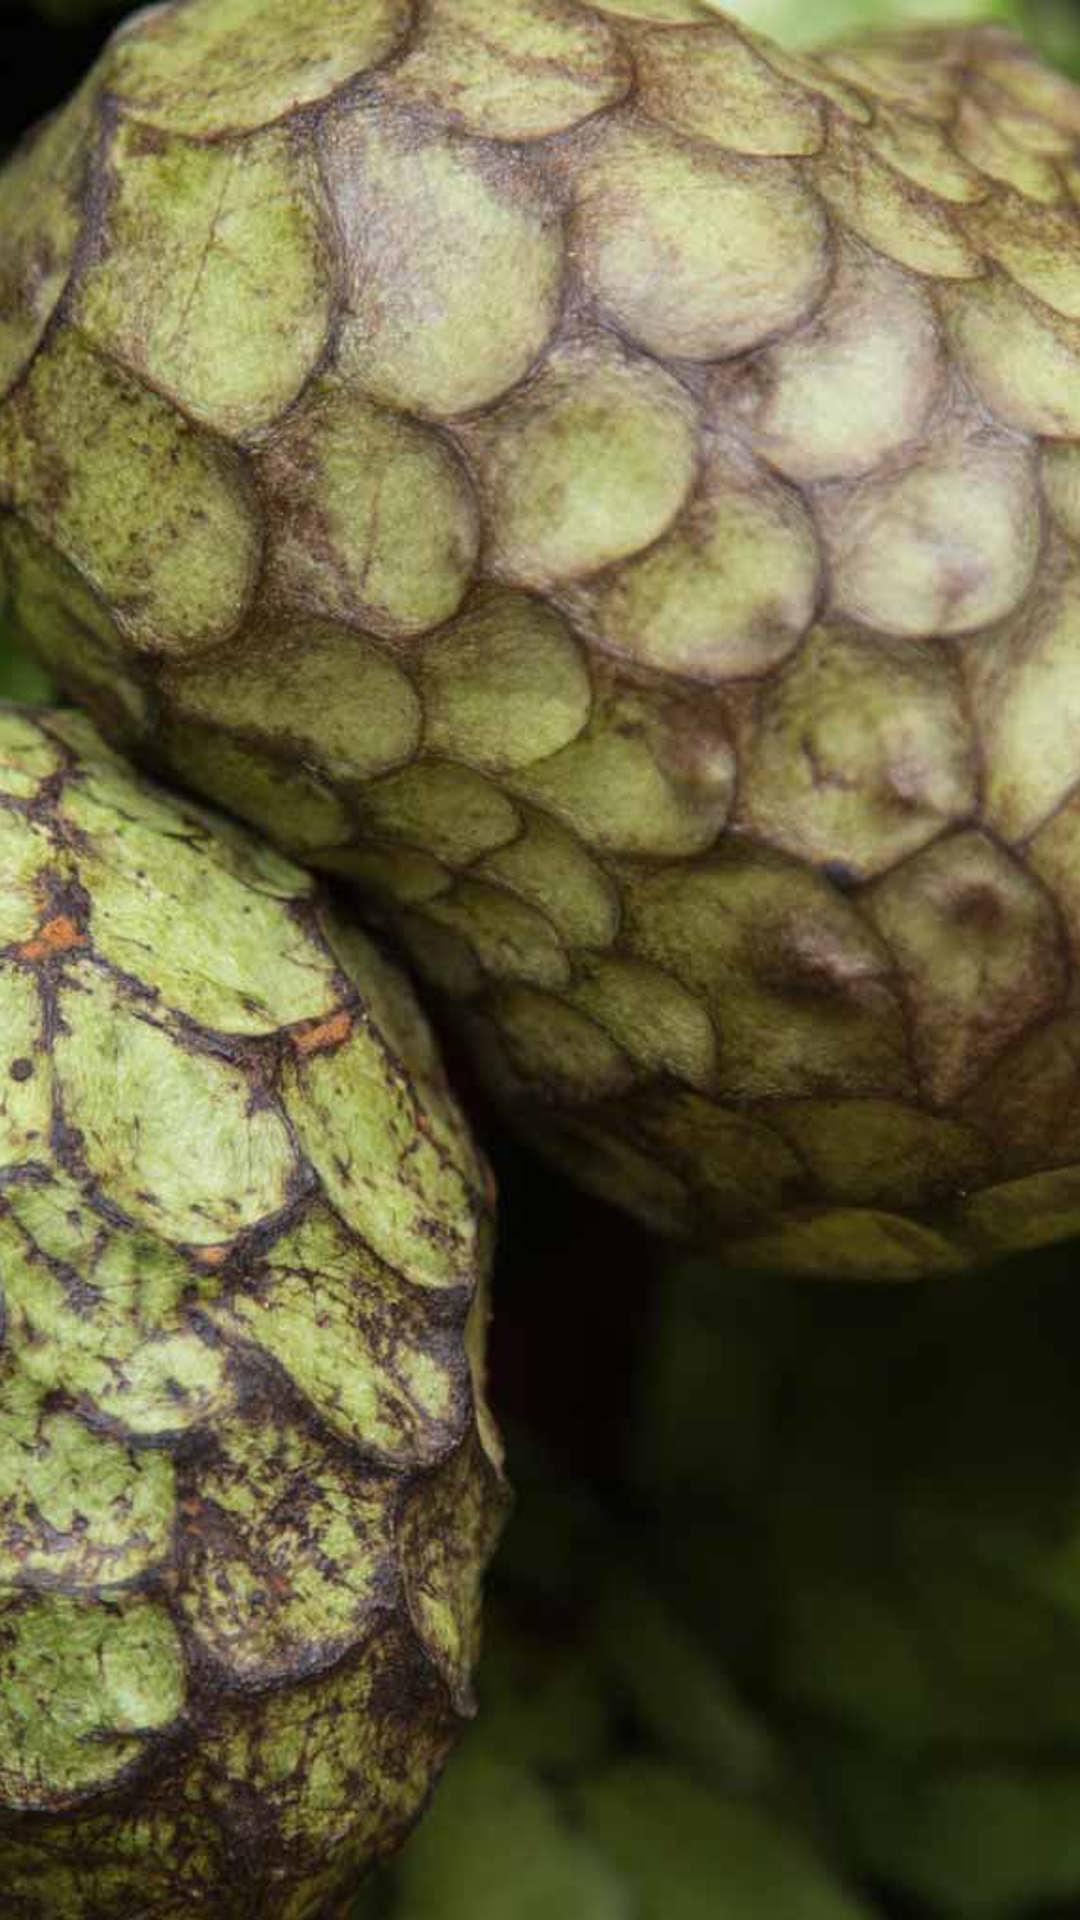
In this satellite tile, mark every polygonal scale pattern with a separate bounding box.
[5,1,1080,1279]
[0,709,503,1920]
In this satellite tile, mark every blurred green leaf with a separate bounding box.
[632,1262,794,1511]
[592,1574,778,1795]
[0,604,54,705]
[575,1761,875,1920]
[1023,0,1080,72]
[720,0,1015,44]
[476,1620,613,1777]
[721,0,1080,69]
[350,1416,878,1920]
[385,1748,631,1920]
[810,1741,1080,1918]
[637,1244,1080,1916]
[0,645,55,704]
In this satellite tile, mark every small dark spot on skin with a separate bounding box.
[822,861,861,894]
[9,1059,33,1082]
[953,882,1004,933]
[124,123,170,159]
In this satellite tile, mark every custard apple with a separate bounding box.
[5,2,1080,1279]
[0,704,503,1919]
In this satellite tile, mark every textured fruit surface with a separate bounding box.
[635,1250,1080,1917]
[7,5,1080,1278]
[0,707,503,1920]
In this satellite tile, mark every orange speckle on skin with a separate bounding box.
[18,915,86,962]
[292,1007,353,1056]
[192,1244,231,1269]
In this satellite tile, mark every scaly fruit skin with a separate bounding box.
[6,4,1080,1281]
[0,707,504,1920]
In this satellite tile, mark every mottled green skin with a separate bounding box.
[7,2,1080,1278]
[637,1253,1080,1917]
[0,708,503,1919]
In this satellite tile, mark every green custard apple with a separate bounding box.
[0,705,504,1919]
[6,1,1080,1279]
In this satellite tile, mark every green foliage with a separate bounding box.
[634,1250,1080,1916]
[353,1443,875,1920]
[0,610,53,704]
[723,0,1015,42]
[392,1751,630,1920]
[723,0,1080,68]
[576,1763,871,1920]
[1024,0,1080,73]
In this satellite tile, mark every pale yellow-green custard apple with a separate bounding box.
[5,1,1080,1279]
